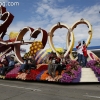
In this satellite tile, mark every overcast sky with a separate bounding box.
[1,0,100,52]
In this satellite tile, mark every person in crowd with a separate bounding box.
[0,55,15,75]
[47,52,67,78]
[18,57,28,73]
[1,57,8,67]
[76,41,84,66]
[55,55,61,64]
[27,56,37,74]
[56,53,66,75]
[47,52,55,76]
[0,57,8,74]
[19,56,36,74]
[82,41,88,67]
[51,54,61,77]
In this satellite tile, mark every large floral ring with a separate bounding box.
[67,18,92,60]
[48,22,74,58]
[48,19,93,60]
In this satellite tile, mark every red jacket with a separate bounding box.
[82,46,88,57]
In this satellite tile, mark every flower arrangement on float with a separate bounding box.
[45,70,65,82]
[26,70,40,80]
[39,60,81,82]
[5,65,20,79]
[60,60,81,83]
[0,58,82,83]
[16,73,27,80]
[86,59,100,75]
[36,70,45,80]
[25,64,48,80]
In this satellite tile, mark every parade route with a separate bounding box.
[0,80,99,100]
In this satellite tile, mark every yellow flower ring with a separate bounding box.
[48,22,74,57]
[66,18,93,60]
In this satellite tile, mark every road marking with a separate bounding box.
[84,95,100,99]
[0,83,41,91]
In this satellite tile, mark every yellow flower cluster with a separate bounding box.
[24,41,43,58]
[30,41,43,55]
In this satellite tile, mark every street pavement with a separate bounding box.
[0,79,100,100]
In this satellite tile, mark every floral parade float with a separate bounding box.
[0,6,99,83]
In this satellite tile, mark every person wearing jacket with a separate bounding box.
[76,41,84,66]
[27,56,37,74]
[0,55,15,75]
[82,41,88,67]
[18,57,28,73]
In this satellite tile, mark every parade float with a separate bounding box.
[0,6,100,83]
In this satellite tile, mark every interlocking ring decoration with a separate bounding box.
[48,19,96,60]
[67,18,93,60]
[0,6,48,64]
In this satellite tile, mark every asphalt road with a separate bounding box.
[0,79,100,100]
